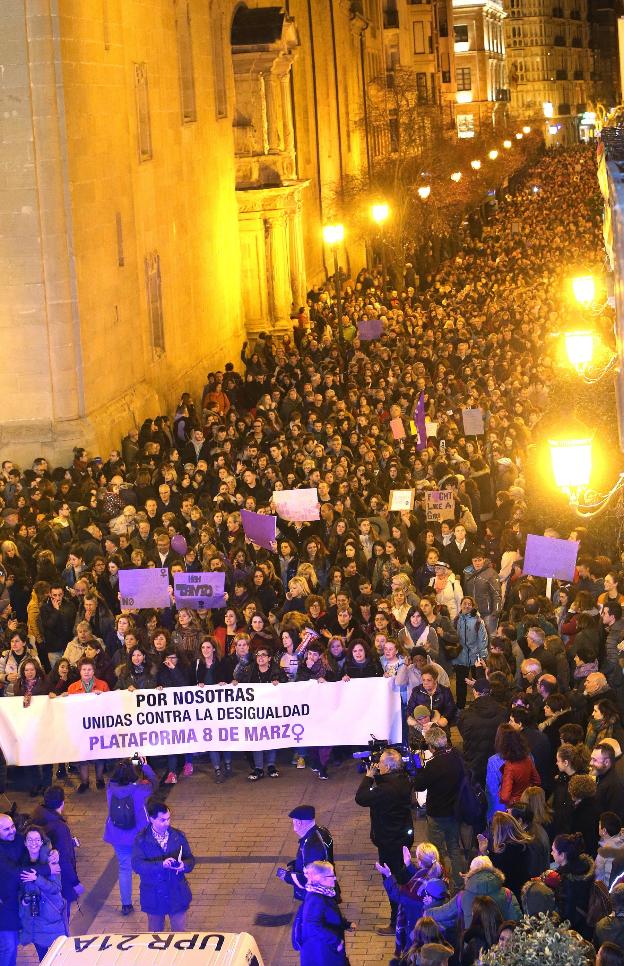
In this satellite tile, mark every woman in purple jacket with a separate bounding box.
[103,758,158,915]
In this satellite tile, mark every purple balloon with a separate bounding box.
[171,534,188,556]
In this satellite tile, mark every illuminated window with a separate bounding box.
[456,67,472,91]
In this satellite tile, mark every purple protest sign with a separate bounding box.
[241,509,277,551]
[119,568,170,609]
[413,392,427,452]
[174,571,226,610]
[523,534,579,581]
[358,318,383,341]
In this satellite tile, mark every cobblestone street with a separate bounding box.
[16,755,425,964]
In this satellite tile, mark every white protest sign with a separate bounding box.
[119,568,170,609]
[0,679,401,765]
[425,421,438,438]
[425,490,455,522]
[389,489,414,512]
[273,487,320,522]
[461,408,484,436]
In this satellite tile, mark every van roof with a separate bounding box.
[42,932,263,966]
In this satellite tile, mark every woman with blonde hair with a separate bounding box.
[171,608,206,658]
[294,860,350,965]
[296,562,319,592]
[390,587,411,627]
[1,538,31,621]
[478,811,533,900]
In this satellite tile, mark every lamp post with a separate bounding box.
[370,203,389,297]
[322,223,345,371]
[571,274,596,306]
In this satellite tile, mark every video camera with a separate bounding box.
[353,735,426,777]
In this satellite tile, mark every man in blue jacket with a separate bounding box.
[0,813,24,966]
[131,798,195,931]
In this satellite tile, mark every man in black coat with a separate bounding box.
[32,785,84,917]
[457,679,507,784]
[355,748,413,933]
[592,744,624,821]
[0,813,23,966]
[278,804,336,901]
[39,584,77,672]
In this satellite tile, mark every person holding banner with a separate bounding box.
[66,658,110,793]
[194,638,233,783]
[240,648,287,780]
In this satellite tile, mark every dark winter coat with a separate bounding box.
[355,771,414,849]
[131,825,195,915]
[554,854,595,937]
[293,890,348,966]
[462,562,501,619]
[0,835,24,930]
[31,805,80,904]
[283,825,335,901]
[411,747,464,818]
[457,695,508,783]
[407,683,457,727]
[596,767,624,822]
[19,843,67,949]
[431,867,521,931]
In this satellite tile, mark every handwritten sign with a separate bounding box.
[523,534,579,581]
[173,571,226,610]
[119,568,170,610]
[273,488,320,522]
[240,509,277,551]
[389,489,415,512]
[462,408,485,436]
[425,490,455,523]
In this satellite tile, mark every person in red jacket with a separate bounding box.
[66,657,109,794]
[497,726,541,806]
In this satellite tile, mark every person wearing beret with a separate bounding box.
[277,805,337,901]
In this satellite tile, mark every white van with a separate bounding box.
[41,932,264,966]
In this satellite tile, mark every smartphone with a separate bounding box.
[439,440,446,453]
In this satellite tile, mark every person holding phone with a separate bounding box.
[131,798,195,932]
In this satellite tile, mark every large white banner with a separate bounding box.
[0,679,401,766]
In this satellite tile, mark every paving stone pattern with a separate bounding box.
[15,756,428,965]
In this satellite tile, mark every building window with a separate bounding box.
[454,23,469,51]
[134,63,152,162]
[413,21,426,53]
[456,66,472,91]
[175,0,197,123]
[145,253,165,352]
[416,72,428,101]
[211,14,228,118]
[115,212,124,267]
[457,113,475,138]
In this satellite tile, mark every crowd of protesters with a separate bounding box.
[0,143,622,964]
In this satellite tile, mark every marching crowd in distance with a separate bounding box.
[0,142,622,965]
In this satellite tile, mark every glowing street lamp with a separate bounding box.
[488,149,499,160]
[370,203,389,225]
[451,171,462,182]
[548,436,593,494]
[564,331,594,372]
[515,132,523,139]
[571,275,595,306]
[322,223,345,367]
[523,126,531,134]
[543,102,554,118]
[418,186,431,200]
[471,159,481,170]
[503,139,512,149]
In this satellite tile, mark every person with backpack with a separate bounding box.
[103,757,158,916]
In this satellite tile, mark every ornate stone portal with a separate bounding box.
[231,6,309,334]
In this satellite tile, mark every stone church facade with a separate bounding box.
[0,0,384,461]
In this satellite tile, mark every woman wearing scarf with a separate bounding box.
[292,860,352,965]
[398,607,439,658]
[428,562,463,622]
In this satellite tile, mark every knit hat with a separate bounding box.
[411,705,431,719]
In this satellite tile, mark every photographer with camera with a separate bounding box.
[355,747,413,934]
[103,755,158,916]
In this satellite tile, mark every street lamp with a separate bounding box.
[515,132,523,140]
[503,139,512,149]
[471,159,481,170]
[564,331,594,372]
[322,223,345,368]
[451,171,462,182]
[370,203,389,296]
[571,274,595,306]
[417,186,431,200]
[523,126,531,134]
[488,149,499,160]
[548,435,593,497]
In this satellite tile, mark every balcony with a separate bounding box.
[558,102,571,114]
[495,87,511,100]
[573,68,584,79]
[556,68,568,79]
[553,34,566,44]
[383,9,399,27]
